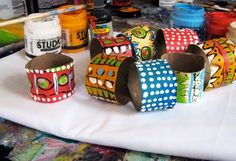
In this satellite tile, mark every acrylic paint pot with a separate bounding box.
[85,54,135,105]
[171,3,205,40]
[226,21,236,45]
[24,15,62,59]
[187,38,236,90]
[24,0,68,14]
[161,53,205,103]
[59,5,88,53]
[0,0,25,19]
[128,59,177,112]
[25,53,75,103]
[205,11,236,40]
[159,0,176,10]
[111,0,132,7]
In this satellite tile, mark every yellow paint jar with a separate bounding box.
[59,5,88,53]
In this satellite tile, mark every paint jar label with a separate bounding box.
[90,22,113,39]
[25,36,61,56]
[62,28,88,49]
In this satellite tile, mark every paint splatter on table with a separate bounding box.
[0,119,206,161]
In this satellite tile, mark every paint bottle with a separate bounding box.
[24,0,68,14]
[89,0,113,39]
[59,5,88,53]
[74,0,94,14]
[226,21,236,45]
[159,0,176,10]
[111,0,132,7]
[24,15,62,59]
[171,3,205,40]
[0,0,25,19]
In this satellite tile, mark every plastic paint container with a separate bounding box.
[226,21,236,45]
[171,3,205,40]
[24,0,68,14]
[24,15,62,59]
[89,0,113,39]
[59,5,88,53]
[111,0,132,7]
[206,11,236,40]
[0,0,25,19]
[159,0,176,10]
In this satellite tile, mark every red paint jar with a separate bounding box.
[206,11,236,40]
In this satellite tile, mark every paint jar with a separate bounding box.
[89,0,113,39]
[226,21,236,45]
[0,0,25,19]
[24,0,68,14]
[111,0,132,7]
[74,0,94,14]
[171,3,205,40]
[159,0,176,10]
[206,11,236,40]
[24,15,62,59]
[59,5,88,53]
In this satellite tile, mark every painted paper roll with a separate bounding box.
[187,38,236,90]
[90,37,133,59]
[120,25,157,62]
[85,54,135,105]
[25,53,75,103]
[154,28,199,58]
[161,53,205,103]
[128,59,177,112]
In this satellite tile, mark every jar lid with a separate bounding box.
[25,14,60,29]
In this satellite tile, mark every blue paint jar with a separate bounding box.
[171,3,205,40]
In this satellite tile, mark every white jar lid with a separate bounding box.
[25,14,60,30]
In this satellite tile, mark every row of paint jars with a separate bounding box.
[24,5,88,59]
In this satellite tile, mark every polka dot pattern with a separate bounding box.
[162,28,199,53]
[134,59,177,112]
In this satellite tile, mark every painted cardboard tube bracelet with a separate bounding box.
[161,53,205,103]
[119,25,157,62]
[187,38,236,90]
[128,59,177,112]
[90,37,133,59]
[25,53,75,103]
[85,54,135,105]
[154,28,199,58]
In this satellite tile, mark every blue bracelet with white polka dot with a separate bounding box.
[134,59,177,112]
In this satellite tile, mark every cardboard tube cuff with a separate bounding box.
[85,54,135,105]
[154,28,199,58]
[128,59,177,112]
[121,25,157,62]
[161,53,205,103]
[187,38,236,90]
[25,53,75,103]
[90,37,133,59]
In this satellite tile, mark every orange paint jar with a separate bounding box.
[59,5,88,53]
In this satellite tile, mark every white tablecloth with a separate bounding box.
[0,50,236,161]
